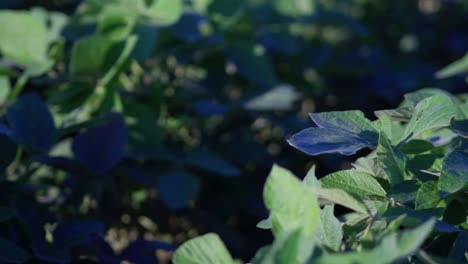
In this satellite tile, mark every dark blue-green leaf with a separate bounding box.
[7,93,56,152]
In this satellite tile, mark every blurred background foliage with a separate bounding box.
[0,0,467,263]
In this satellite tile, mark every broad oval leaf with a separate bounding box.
[416,181,442,210]
[72,113,128,174]
[403,95,458,141]
[69,34,114,80]
[146,0,183,26]
[7,93,56,152]
[263,165,320,237]
[0,10,52,74]
[321,170,387,197]
[438,150,468,194]
[156,170,200,209]
[310,110,379,146]
[287,128,371,156]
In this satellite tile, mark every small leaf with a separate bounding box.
[156,170,200,210]
[415,181,442,210]
[256,218,272,229]
[403,95,458,141]
[321,170,386,197]
[173,233,239,264]
[303,165,321,188]
[438,150,468,194]
[244,84,302,111]
[0,237,28,263]
[7,93,56,152]
[263,165,320,237]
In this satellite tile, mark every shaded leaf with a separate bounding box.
[72,113,128,174]
[0,237,28,263]
[156,170,200,209]
[6,93,56,152]
[439,150,468,194]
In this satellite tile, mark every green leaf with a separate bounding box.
[400,139,434,154]
[0,237,28,263]
[0,76,10,105]
[377,132,406,186]
[352,157,386,179]
[303,165,321,188]
[252,229,307,264]
[273,0,315,17]
[403,95,458,141]
[256,218,272,230]
[98,5,137,41]
[387,180,420,204]
[313,188,369,215]
[69,34,114,81]
[321,170,386,197]
[146,0,183,26]
[415,181,442,210]
[173,233,239,264]
[313,205,343,251]
[439,150,468,194]
[436,53,468,79]
[313,219,435,264]
[263,165,320,237]
[375,107,413,122]
[401,88,452,108]
[0,10,52,75]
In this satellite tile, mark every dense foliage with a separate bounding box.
[0,0,467,263]
[174,89,468,264]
